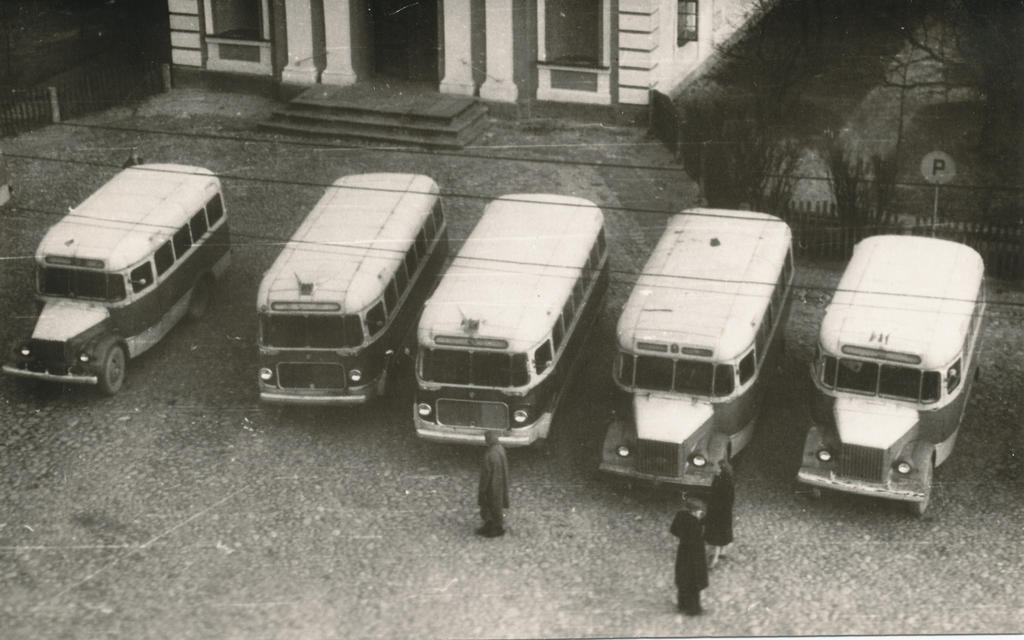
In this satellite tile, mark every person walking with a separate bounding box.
[670,497,708,615]
[704,460,735,569]
[476,430,509,538]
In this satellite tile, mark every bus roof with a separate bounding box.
[36,164,219,272]
[418,194,604,353]
[617,209,792,362]
[820,235,984,369]
[258,173,440,314]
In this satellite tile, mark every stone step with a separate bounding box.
[258,109,490,149]
[269,101,488,133]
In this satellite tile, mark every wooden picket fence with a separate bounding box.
[785,203,1024,281]
[0,61,165,137]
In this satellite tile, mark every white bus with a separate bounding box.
[4,164,230,394]
[798,235,986,515]
[257,173,447,404]
[414,194,608,447]
[601,209,793,487]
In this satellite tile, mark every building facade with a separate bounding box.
[168,0,753,105]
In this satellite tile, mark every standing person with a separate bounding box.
[122,147,144,168]
[670,497,708,616]
[704,460,735,569]
[476,431,509,538]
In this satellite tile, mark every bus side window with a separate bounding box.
[738,350,755,384]
[404,247,418,279]
[130,261,154,293]
[173,226,192,258]
[754,322,767,365]
[562,299,575,329]
[946,359,962,393]
[415,228,428,256]
[384,279,398,315]
[552,314,565,351]
[189,209,208,241]
[206,194,224,226]
[572,278,584,308]
[618,352,634,386]
[432,202,444,233]
[154,241,174,276]
[366,301,386,336]
[395,263,408,296]
[534,341,553,374]
[422,212,435,240]
[597,227,606,254]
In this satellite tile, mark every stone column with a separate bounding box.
[281,0,320,85]
[439,0,475,95]
[478,0,518,102]
[321,0,358,85]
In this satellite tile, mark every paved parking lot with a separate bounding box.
[1,90,1022,639]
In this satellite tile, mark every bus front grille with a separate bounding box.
[277,363,346,390]
[839,444,885,482]
[436,399,508,429]
[29,339,67,365]
[636,440,679,477]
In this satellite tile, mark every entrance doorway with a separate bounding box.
[370,0,440,82]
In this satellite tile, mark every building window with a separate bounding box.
[543,0,603,67]
[677,1,698,46]
[208,0,263,40]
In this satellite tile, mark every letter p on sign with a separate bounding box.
[921,151,956,185]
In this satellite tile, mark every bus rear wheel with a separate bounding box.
[907,457,934,517]
[98,343,126,396]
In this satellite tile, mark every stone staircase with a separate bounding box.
[259,82,489,149]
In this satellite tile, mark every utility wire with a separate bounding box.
[48,120,1024,193]
[3,198,1022,317]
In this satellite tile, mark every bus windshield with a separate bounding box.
[420,348,529,387]
[260,313,364,348]
[628,355,725,396]
[824,356,940,403]
[38,267,126,302]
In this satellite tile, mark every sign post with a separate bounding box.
[920,151,956,235]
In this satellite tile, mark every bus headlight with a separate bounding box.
[78,352,90,363]
[19,345,31,357]
[349,369,362,383]
[417,402,432,417]
[616,444,631,458]
[259,367,273,382]
[689,453,707,467]
[895,461,912,475]
[512,409,529,424]
[816,449,833,462]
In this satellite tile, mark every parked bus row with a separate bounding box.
[2,166,987,515]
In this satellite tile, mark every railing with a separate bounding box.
[785,203,1024,281]
[1,61,167,137]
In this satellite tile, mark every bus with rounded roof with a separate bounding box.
[797,235,985,515]
[3,164,230,394]
[601,209,793,487]
[414,194,608,447]
[257,173,447,404]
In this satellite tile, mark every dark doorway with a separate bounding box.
[370,0,439,81]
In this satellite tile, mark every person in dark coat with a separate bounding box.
[704,460,735,569]
[670,497,708,615]
[476,430,509,537]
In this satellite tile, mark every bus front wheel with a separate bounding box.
[907,457,934,517]
[98,342,127,396]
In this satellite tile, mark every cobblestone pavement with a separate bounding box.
[0,90,1022,639]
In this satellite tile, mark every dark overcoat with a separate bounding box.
[478,443,509,521]
[670,510,708,591]
[704,468,735,546]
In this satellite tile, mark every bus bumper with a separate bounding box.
[2,364,98,385]
[413,413,547,447]
[258,373,385,405]
[599,420,713,488]
[796,468,927,503]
